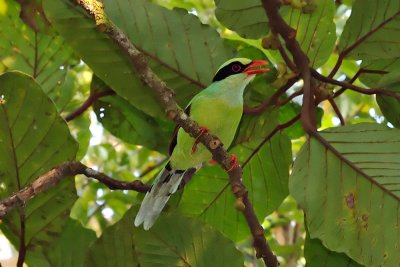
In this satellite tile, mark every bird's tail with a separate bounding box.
[134,163,196,230]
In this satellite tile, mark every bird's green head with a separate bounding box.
[212,58,269,82]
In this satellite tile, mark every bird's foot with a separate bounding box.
[191,127,209,154]
[208,159,218,164]
[227,154,238,172]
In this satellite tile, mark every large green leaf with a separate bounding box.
[91,76,174,153]
[43,0,235,117]
[339,0,400,60]
[290,123,400,266]
[45,219,96,267]
[0,0,76,110]
[177,132,292,241]
[215,0,335,67]
[0,72,78,262]
[85,208,244,267]
[305,233,363,267]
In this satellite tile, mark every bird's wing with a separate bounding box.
[168,104,191,156]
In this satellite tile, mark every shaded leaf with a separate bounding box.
[91,76,174,153]
[305,233,363,267]
[45,219,96,267]
[290,123,400,266]
[0,72,78,262]
[43,0,235,117]
[85,208,243,267]
[339,0,400,60]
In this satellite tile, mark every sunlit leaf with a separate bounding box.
[339,0,400,60]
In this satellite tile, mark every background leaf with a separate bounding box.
[0,72,78,264]
[304,233,363,267]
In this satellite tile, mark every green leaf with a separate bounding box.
[290,123,400,266]
[0,72,78,262]
[338,0,400,60]
[0,0,76,110]
[280,0,336,67]
[91,76,174,153]
[85,208,244,267]
[177,132,292,241]
[215,0,335,67]
[305,233,363,267]
[358,58,400,128]
[215,0,269,39]
[43,0,235,117]
[45,219,96,267]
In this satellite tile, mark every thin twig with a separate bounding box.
[312,69,400,101]
[244,77,298,115]
[278,45,297,72]
[328,98,345,125]
[276,88,303,107]
[0,161,150,219]
[64,89,115,122]
[333,68,388,98]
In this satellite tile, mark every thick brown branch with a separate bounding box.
[76,0,277,265]
[64,89,115,122]
[0,161,150,219]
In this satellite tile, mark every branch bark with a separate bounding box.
[0,161,150,219]
[75,0,278,266]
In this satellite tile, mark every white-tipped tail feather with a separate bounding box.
[134,165,195,230]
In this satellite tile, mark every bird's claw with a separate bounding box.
[191,127,209,154]
[227,154,238,172]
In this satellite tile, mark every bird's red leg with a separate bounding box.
[191,127,209,154]
[208,159,218,164]
[227,154,238,172]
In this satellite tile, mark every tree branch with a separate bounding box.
[311,69,400,102]
[64,89,115,122]
[261,0,316,136]
[75,1,278,265]
[0,161,150,219]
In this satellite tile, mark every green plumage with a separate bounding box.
[135,58,263,230]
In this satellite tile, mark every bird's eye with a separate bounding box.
[231,64,241,72]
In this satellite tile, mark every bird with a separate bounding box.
[134,58,269,230]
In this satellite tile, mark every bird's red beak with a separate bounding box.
[243,60,269,76]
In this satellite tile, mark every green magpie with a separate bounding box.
[134,58,269,230]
